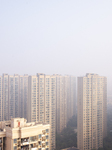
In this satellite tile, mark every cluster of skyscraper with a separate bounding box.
[0,73,107,150]
[0,73,76,150]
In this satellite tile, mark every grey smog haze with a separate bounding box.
[0,0,112,93]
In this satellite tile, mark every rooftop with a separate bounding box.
[0,118,49,129]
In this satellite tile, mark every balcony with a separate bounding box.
[30,148,37,150]
[13,146,17,150]
[21,138,29,146]
[42,130,46,135]
[42,137,46,141]
[46,129,49,133]
[30,143,38,150]
[0,138,2,144]
[46,142,48,146]
[46,135,49,140]
[38,134,42,140]
[30,136,38,143]
[42,143,45,148]
[17,141,21,147]
[38,141,41,146]
[21,145,29,150]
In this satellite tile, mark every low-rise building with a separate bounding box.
[0,118,50,150]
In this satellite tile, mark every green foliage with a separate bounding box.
[56,115,77,150]
[56,107,112,150]
[67,115,77,128]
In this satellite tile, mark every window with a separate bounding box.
[13,139,17,144]
[46,135,49,139]
[38,141,41,145]
[30,136,37,142]
[13,146,17,150]
[38,134,41,138]
[46,129,49,133]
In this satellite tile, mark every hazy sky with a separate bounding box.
[0,0,112,89]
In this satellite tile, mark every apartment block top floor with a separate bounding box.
[78,73,107,78]
[0,118,50,150]
[0,73,76,77]
[0,118,50,139]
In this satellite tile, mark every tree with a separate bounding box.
[56,115,77,150]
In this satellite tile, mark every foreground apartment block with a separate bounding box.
[0,118,50,150]
[77,73,107,150]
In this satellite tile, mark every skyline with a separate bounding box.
[0,1,112,92]
[0,73,76,150]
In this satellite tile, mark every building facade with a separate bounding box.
[77,73,107,150]
[0,76,2,121]
[55,75,76,133]
[1,74,28,121]
[20,75,28,120]
[2,74,9,121]
[0,118,50,150]
[9,74,20,119]
[28,74,56,150]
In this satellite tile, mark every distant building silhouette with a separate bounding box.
[55,75,76,133]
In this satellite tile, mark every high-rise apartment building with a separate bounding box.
[2,74,9,121]
[56,75,67,133]
[0,73,76,150]
[9,75,15,119]
[9,74,20,119]
[55,75,76,133]
[1,74,28,121]
[77,73,107,150]
[0,117,50,150]
[28,75,39,122]
[0,76,2,121]
[67,76,76,122]
[20,75,28,119]
[45,75,56,150]
[28,74,56,150]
